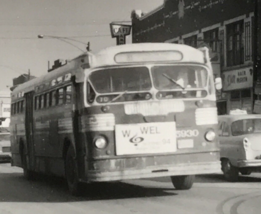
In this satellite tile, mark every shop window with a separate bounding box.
[183,35,197,48]
[241,89,251,98]
[230,90,240,100]
[226,20,244,66]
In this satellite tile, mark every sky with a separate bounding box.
[0,0,163,91]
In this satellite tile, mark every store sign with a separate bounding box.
[110,23,132,45]
[222,67,253,91]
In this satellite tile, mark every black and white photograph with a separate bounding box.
[0,0,261,213]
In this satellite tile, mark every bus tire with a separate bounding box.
[170,175,195,190]
[65,145,81,196]
[221,159,239,182]
[21,153,34,180]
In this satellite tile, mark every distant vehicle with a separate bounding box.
[218,110,261,181]
[10,43,221,195]
[0,127,11,163]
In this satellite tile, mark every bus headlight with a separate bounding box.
[94,136,107,149]
[205,130,216,142]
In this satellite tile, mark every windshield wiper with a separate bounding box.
[162,73,187,93]
[108,90,129,103]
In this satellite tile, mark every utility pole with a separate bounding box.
[28,69,30,81]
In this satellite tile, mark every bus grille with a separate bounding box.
[80,114,115,131]
[124,100,185,116]
[195,107,218,125]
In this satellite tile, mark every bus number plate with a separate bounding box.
[115,122,176,155]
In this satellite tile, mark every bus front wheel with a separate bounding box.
[170,175,195,190]
[65,145,80,196]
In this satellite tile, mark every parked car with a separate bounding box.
[0,127,11,163]
[218,109,261,181]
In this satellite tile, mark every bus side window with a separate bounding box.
[87,82,96,103]
[41,95,45,109]
[38,95,42,109]
[35,96,39,110]
[65,85,72,104]
[21,100,24,113]
[50,90,57,106]
[16,102,20,114]
[58,88,64,105]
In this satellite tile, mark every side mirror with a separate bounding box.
[215,77,222,90]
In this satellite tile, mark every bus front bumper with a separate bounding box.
[83,161,221,182]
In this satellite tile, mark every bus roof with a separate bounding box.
[11,43,209,99]
[91,43,207,67]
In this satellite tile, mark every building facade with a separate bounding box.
[131,0,260,114]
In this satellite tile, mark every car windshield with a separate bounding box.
[231,119,261,136]
[89,66,152,93]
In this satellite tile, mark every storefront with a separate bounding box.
[222,66,253,113]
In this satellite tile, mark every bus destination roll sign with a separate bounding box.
[110,23,132,45]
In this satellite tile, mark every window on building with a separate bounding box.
[204,28,219,52]
[226,20,244,66]
[183,35,197,48]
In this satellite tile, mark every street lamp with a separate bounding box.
[37,34,90,52]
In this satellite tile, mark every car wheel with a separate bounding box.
[65,145,81,196]
[170,175,195,190]
[240,168,252,175]
[221,159,239,182]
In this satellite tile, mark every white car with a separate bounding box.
[0,129,11,163]
[218,110,261,181]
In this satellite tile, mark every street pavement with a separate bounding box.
[0,163,260,214]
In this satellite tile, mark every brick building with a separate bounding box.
[131,0,260,114]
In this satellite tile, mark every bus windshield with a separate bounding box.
[152,65,208,99]
[88,65,210,102]
[89,66,152,93]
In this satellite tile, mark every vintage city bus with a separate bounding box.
[10,43,222,195]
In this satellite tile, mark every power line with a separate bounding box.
[0,34,111,40]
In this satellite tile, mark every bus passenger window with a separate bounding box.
[51,90,57,106]
[58,88,64,105]
[16,102,20,114]
[38,95,42,109]
[41,95,45,109]
[65,86,72,104]
[47,93,50,107]
[35,96,39,110]
[21,100,24,113]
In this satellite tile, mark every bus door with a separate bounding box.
[25,91,35,170]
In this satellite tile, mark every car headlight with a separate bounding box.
[94,136,107,149]
[205,130,216,142]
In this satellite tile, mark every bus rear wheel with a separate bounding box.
[170,175,195,190]
[21,150,34,180]
[65,145,81,196]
